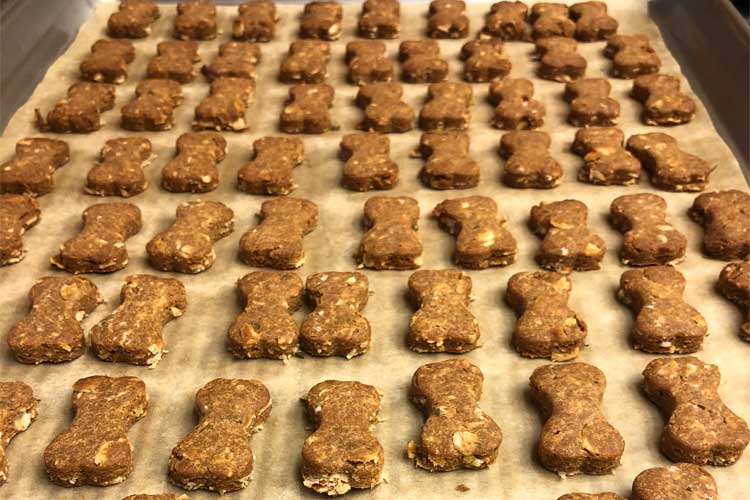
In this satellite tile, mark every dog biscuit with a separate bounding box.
[121,79,183,131]
[162,132,227,193]
[689,190,750,260]
[530,2,575,39]
[0,194,40,265]
[86,137,153,197]
[300,1,343,40]
[80,39,135,84]
[461,39,511,82]
[604,34,660,78]
[571,127,641,185]
[358,196,422,270]
[481,1,531,41]
[346,40,394,84]
[280,84,335,134]
[427,0,469,38]
[632,74,695,125]
[0,137,70,195]
[489,77,545,130]
[233,0,278,42]
[0,381,38,486]
[564,78,619,126]
[147,41,200,83]
[280,40,330,83]
[419,82,473,131]
[108,0,160,38]
[415,132,479,189]
[202,41,260,79]
[499,130,562,188]
[340,133,398,191]
[631,463,717,500]
[194,77,254,132]
[358,0,400,38]
[356,82,414,133]
[626,133,713,191]
[36,82,115,134]
[174,0,217,40]
[569,1,617,41]
[400,39,449,83]
[717,261,750,341]
[536,36,586,82]
[238,136,304,195]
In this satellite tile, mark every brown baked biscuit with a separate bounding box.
[280,40,330,83]
[162,132,227,193]
[51,203,142,274]
[239,197,318,269]
[357,82,414,133]
[489,77,545,130]
[340,133,398,191]
[122,79,183,131]
[346,40,394,85]
[7,276,100,364]
[138,78,184,109]
[419,82,473,131]
[530,199,606,272]
[108,0,160,38]
[0,382,38,486]
[194,77,255,132]
[428,0,469,38]
[169,379,271,493]
[531,2,575,39]
[280,84,335,134]
[434,196,517,268]
[499,130,562,188]
[400,39,449,83]
[227,271,303,359]
[233,0,278,42]
[407,269,479,352]
[0,137,70,196]
[80,39,135,84]
[36,82,115,134]
[642,356,750,465]
[564,78,619,126]
[626,133,714,191]
[558,494,624,500]
[506,271,587,360]
[203,42,261,81]
[147,201,233,273]
[536,36,586,82]
[174,0,217,40]
[717,261,750,341]
[122,495,189,500]
[481,1,531,41]
[604,34,661,78]
[572,127,641,185]
[359,0,400,39]
[415,132,479,189]
[0,194,40,265]
[44,375,148,486]
[300,272,370,358]
[300,1,343,40]
[358,196,423,269]
[610,193,687,266]
[90,274,187,367]
[86,137,153,197]
[569,1,617,41]
[631,463,718,500]
[689,190,750,260]
[618,266,708,353]
[146,41,200,83]
[461,39,511,82]
[632,73,695,125]
[302,380,383,495]
[408,359,502,471]
[238,136,304,195]
[530,362,625,475]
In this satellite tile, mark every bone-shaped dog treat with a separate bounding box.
[415,132,480,189]
[632,74,696,125]
[359,0,400,39]
[174,0,217,40]
[7,276,100,364]
[340,133,398,191]
[147,201,234,273]
[80,39,135,84]
[564,78,619,126]
[122,495,189,500]
[408,358,502,471]
[302,380,383,495]
[147,41,200,83]
[481,1,531,40]
[233,0,278,42]
[169,378,271,493]
[530,362,625,475]
[572,127,641,185]
[689,190,750,260]
[499,130,562,188]
[346,40,394,85]
[90,274,187,366]
[618,266,707,353]
[239,197,318,269]
[434,196,517,268]
[506,271,587,360]
[461,39,511,82]
[536,36,586,82]
[631,463,718,500]
[108,0,160,38]
[227,271,303,359]
[489,77,545,130]
[626,133,713,191]
[0,137,70,195]
[530,2,575,39]
[238,136,304,195]
[203,40,261,79]
[51,203,142,274]
[427,0,469,38]
[419,82,473,131]
[86,137,153,197]
[407,269,480,352]
[300,1,343,40]
[194,77,255,132]
[44,375,148,486]
[358,196,422,269]
[0,194,40,265]
[530,199,606,272]
[122,79,183,131]
[36,82,116,134]
[569,1,617,41]
[642,356,750,465]
[558,494,624,500]
[280,84,335,134]
[400,39,449,83]
[300,272,371,358]
[162,132,227,193]
[0,381,38,486]
[280,40,330,83]
[610,193,687,265]
[718,261,750,341]
[604,34,661,78]
[356,82,414,133]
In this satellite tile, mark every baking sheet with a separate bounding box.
[0,2,748,499]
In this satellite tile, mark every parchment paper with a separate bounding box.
[0,2,748,499]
